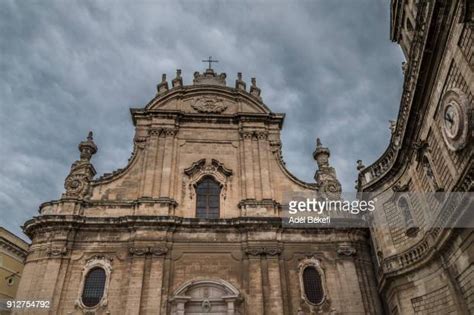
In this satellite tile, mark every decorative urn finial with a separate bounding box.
[313,138,341,199]
[63,131,98,199]
[157,73,169,94]
[313,138,330,169]
[78,131,98,161]
[235,72,246,90]
[172,69,183,88]
[249,77,261,99]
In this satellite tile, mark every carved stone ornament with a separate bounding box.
[75,255,113,311]
[184,159,233,200]
[46,246,68,257]
[63,132,97,199]
[440,88,471,152]
[191,96,228,113]
[244,246,282,256]
[129,246,168,257]
[337,244,357,256]
[320,179,342,200]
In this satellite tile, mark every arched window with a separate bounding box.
[397,197,413,226]
[81,267,106,307]
[302,266,324,305]
[196,176,221,219]
[397,196,418,237]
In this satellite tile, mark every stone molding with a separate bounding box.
[336,244,357,257]
[128,246,168,257]
[46,246,68,258]
[239,130,268,141]
[0,238,28,260]
[244,245,282,257]
[148,127,178,138]
[184,158,233,200]
[170,279,241,315]
[358,0,433,189]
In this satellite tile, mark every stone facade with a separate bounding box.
[15,1,473,314]
[15,68,381,315]
[358,0,473,314]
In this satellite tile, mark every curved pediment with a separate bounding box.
[144,87,271,115]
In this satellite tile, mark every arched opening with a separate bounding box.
[81,267,106,307]
[196,176,221,219]
[170,279,241,314]
[302,266,324,305]
[397,196,418,237]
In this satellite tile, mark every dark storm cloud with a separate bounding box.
[0,0,404,240]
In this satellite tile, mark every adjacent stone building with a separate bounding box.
[358,0,473,314]
[0,227,29,313]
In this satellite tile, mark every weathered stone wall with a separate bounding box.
[361,1,473,314]
[15,222,380,314]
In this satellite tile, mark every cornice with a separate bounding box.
[22,215,369,239]
[0,237,28,259]
[130,84,275,126]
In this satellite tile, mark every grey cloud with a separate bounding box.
[0,0,404,240]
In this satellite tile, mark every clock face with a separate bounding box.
[443,103,460,138]
[440,89,470,152]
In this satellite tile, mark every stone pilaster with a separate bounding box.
[140,247,167,314]
[247,255,264,314]
[257,132,272,200]
[125,248,147,315]
[241,131,255,199]
[159,128,177,197]
[141,129,160,197]
[266,256,284,314]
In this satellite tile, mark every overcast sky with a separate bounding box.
[0,0,404,240]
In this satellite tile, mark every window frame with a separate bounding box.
[195,176,221,219]
[81,267,107,307]
[298,257,328,308]
[76,255,112,311]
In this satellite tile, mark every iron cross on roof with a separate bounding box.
[202,56,218,70]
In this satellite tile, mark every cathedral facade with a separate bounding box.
[13,0,474,314]
[15,68,381,314]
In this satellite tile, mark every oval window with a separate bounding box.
[303,266,324,305]
[81,267,106,307]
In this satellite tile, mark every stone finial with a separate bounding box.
[356,159,365,171]
[157,73,169,94]
[78,131,97,161]
[389,120,396,134]
[313,138,341,198]
[235,72,246,91]
[316,137,322,147]
[249,77,261,99]
[172,69,183,88]
[63,131,97,199]
[313,138,330,169]
[193,68,227,86]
